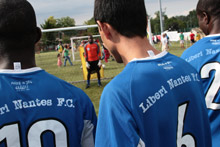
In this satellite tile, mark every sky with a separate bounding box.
[28,0,198,27]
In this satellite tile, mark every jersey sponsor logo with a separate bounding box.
[158,61,174,70]
[91,46,97,50]
[157,61,172,66]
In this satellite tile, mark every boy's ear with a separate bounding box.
[97,21,112,40]
[35,27,42,43]
[202,12,210,25]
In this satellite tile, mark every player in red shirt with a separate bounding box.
[189,31,195,45]
[103,43,110,63]
[84,35,102,88]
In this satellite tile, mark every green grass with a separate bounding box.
[36,41,189,114]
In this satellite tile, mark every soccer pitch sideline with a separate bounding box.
[35,41,187,114]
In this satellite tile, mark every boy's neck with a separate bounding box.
[117,36,160,65]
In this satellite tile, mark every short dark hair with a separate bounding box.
[94,0,147,38]
[0,0,37,43]
[196,0,220,17]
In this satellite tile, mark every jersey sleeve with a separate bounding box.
[84,43,88,61]
[76,88,97,147]
[95,86,140,147]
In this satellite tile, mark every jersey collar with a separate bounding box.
[205,33,220,38]
[0,67,42,74]
[130,51,168,62]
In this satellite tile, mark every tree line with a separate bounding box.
[39,9,198,50]
[150,10,198,34]
[40,16,98,50]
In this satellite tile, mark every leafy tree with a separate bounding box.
[84,17,99,35]
[56,16,75,28]
[150,10,168,34]
[40,16,57,49]
[165,16,186,31]
[186,10,198,30]
[40,16,77,49]
[40,16,57,29]
[150,9,198,34]
[56,17,76,44]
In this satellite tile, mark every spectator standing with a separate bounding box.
[196,32,201,41]
[57,53,62,67]
[57,42,64,54]
[179,32,185,48]
[161,33,169,51]
[166,33,171,46]
[63,44,73,66]
[189,31,195,45]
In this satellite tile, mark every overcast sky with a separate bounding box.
[28,0,198,27]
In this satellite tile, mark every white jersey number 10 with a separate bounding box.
[0,119,68,146]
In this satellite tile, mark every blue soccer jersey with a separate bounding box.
[181,34,220,147]
[0,67,97,147]
[95,51,212,147]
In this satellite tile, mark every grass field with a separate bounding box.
[36,41,189,114]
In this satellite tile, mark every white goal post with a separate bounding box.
[41,24,98,33]
[41,24,99,61]
[70,35,101,61]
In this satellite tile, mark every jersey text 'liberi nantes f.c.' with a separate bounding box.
[0,68,97,147]
[96,51,211,147]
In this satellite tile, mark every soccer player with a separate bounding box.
[94,0,212,146]
[181,0,220,146]
[84,35,102,88]
[0,0,97,146]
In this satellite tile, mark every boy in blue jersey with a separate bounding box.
[0,0,97,146]
[94,0,212,146]
[181,0,220,146]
